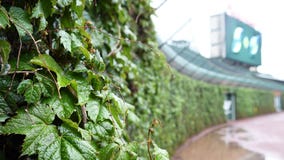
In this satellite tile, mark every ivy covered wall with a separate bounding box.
[0,0,277,159]
[235,88,275,119]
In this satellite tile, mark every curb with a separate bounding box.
[172,122,229,160]
[171,112,283,160]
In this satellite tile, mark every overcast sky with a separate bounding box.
[151,0,284,80]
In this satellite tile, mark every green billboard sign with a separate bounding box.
[225,14,262,66]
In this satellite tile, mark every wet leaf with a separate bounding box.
[48,90,76,119]
[99,143,117,160]
[90,74,105,91]
[85,120,114,138]
[99,142,137,160]
[2,104,96,159]
[57,0,73,8]
[38,17,48,31]
[74,46,91,60]
[71,33,83,48]
[2,104,55,135]
[0,40,11,64]
[22,123,57,156]
[31,54,70,88]
[31,0,52,30]
[127,110,140,125]
[69,74,91,106]
[17,79,33,94]
[86,98,100,122]
[31,0,52,18]
[17,80,42,104]
[9,7,33,37]
[153,144,169,160]
[106,93,135,128]
[74,63,88,73]
[71,0,85,17]
[0,96,11,122]
[36,73,55,97]
[0,6,9,28]
[24,83,42,104]
[58,30,72,52]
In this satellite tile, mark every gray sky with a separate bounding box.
[151,0,284,80]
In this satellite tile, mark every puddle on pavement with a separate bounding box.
[173,126,265,160]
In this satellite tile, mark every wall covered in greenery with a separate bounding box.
[0,0,277,159]
[235,88,275,119]
[131,53,276,155]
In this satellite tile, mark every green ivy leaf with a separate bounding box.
[127,110,141,125]
[9,7,33,37]
[38,133,97,160]
[85,120,114,139]
[39,16,48,31]
[99,143,117,160]
[70,33,91,60]
[0,40,11,64]
[31,0,52,30]
[0,96,11,122]
[22,123,58,156]
[58,30,72,52]
[78,128,92,141]
[32,0,52,18]
[86,98,100,122]
[31,0,43,18]
[0,6,9,29]
[74,62,88,73]
[17,79,33,94]
[74,47,91,61]
[57,0,73,8]
[69,74,91,106]
[24,83,42,104]
[31,54,70,88]
[2,105,97,159]
[99,142,137,160]
[96,103,111,121]
[17,80,42,104]
[71,0,85,17]
[4,92,23,109]
[93,53,106,72]
[48,90,76,119]
[106,93,134,128]
[90,74,106,91]
[0,113,9,123]
[153,144,169,160]
[108,102,123,128]
[71,33,83,48]
[36,73,55,97]
[43,123,97,160]
[2,104,55,135]
[61,119,92,141]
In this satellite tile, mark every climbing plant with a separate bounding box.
[0,0,278,159]
[0,0,169,159]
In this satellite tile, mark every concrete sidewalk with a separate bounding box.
[173,112,284,160]
[228,112,284,160]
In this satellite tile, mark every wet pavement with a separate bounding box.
[172,112,284,160]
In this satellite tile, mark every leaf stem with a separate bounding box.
[9,18,62,99]
[81,105,87,128]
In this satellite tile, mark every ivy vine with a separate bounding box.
[0,1,276,159]
[0,0,168,159]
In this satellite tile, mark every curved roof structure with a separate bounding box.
[159,40,284,91]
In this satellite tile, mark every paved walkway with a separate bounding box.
[173,112,284,160]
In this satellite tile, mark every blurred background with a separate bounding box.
[151,0,284,80]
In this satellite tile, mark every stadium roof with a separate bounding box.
[159,40,284,91]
